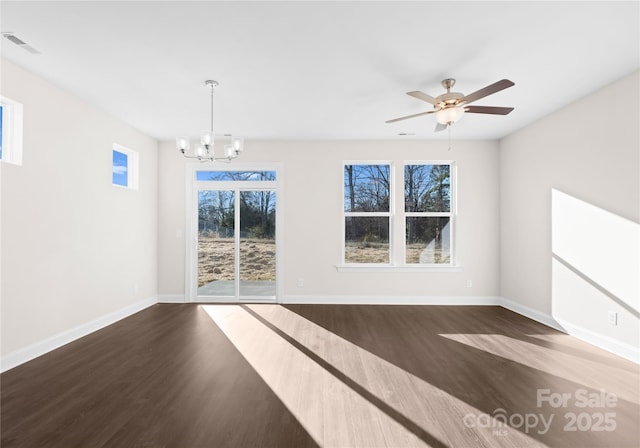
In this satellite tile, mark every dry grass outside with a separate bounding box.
[344,242,451,264]
[406,243,451,264]
[344,242,389,264]
[198,236,275,287]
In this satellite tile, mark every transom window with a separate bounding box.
[196,170,276,182]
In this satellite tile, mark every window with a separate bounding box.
[404,163,452,264]
[0,96,24,165]
[0,104,3,160]
[112,144,139,189]
[343,163,392,264]
[196,170,276,181]
[341,161,455,268]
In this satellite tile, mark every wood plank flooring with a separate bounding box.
[2,304,638,447]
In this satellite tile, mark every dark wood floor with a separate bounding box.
[1,304,638,447]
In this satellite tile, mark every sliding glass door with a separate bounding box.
[189,168,279,302]
[197,189,236,296]
[238,190,276,297]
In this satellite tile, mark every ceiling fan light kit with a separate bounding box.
[176,80,244,162]
[436,106,465,125]
[387,78,515,132]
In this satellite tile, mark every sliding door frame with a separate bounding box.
[185,162,283,303]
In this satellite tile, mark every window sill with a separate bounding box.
[335,264,463,273]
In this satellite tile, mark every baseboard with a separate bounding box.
[281,295,501,306]
[554,318,640,364]
[4,294,636,371]
[498,296,566,332]
[0,296,158,373]
[158,294,186,303]
[498,296,639,364]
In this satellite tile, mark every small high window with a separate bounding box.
[112,144,139,189]
[0,96,24,165]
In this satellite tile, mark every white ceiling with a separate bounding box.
[1,1,638,141]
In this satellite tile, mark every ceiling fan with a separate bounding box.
[386,78,515,132]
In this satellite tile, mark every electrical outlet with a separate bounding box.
[607,311,618,326]
[297,278,304,288]
[466,280,473,288]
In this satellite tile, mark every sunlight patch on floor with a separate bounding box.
[202,304,541,448]
[203,304,425,447]
[439,333,639,404]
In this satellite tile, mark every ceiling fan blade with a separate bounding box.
[385,110,436,123]
[434,122,447,132]
[464,105,514,115]
[461,79,514,105]
[407,91,438,105]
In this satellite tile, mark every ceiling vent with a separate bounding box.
[1,32,41,54]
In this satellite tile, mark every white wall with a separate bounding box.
[500,71,639,357]
[0,59,158,362]
[158,139,500,302]
[4,59,635,368]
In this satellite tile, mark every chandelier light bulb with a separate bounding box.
[200,131,213,146]
[176,137,190,152]
[232,137,244,152]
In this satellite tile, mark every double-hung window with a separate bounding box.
[343,163,392,264]
[342,161,455,268]
[404,163,453,265]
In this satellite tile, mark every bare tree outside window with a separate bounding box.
[343,164,391,264]
[405,164,451,264]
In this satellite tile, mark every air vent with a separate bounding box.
[1,32,41,55]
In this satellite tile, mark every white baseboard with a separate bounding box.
[498,296,639,364]
[281,295,501,306]
[4,294,636,372]
[498,296,566,332]
[554,318,640,364]
[0,296,158,373]
[158,294,186,303]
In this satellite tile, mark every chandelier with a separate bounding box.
[176,80,244,162]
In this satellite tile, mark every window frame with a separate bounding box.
[402,160,456,267]
[185,162,283,302]
[338,160,459,271]
[112,143,139,190]
[0,95,24,166]
[342,161,394,266]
